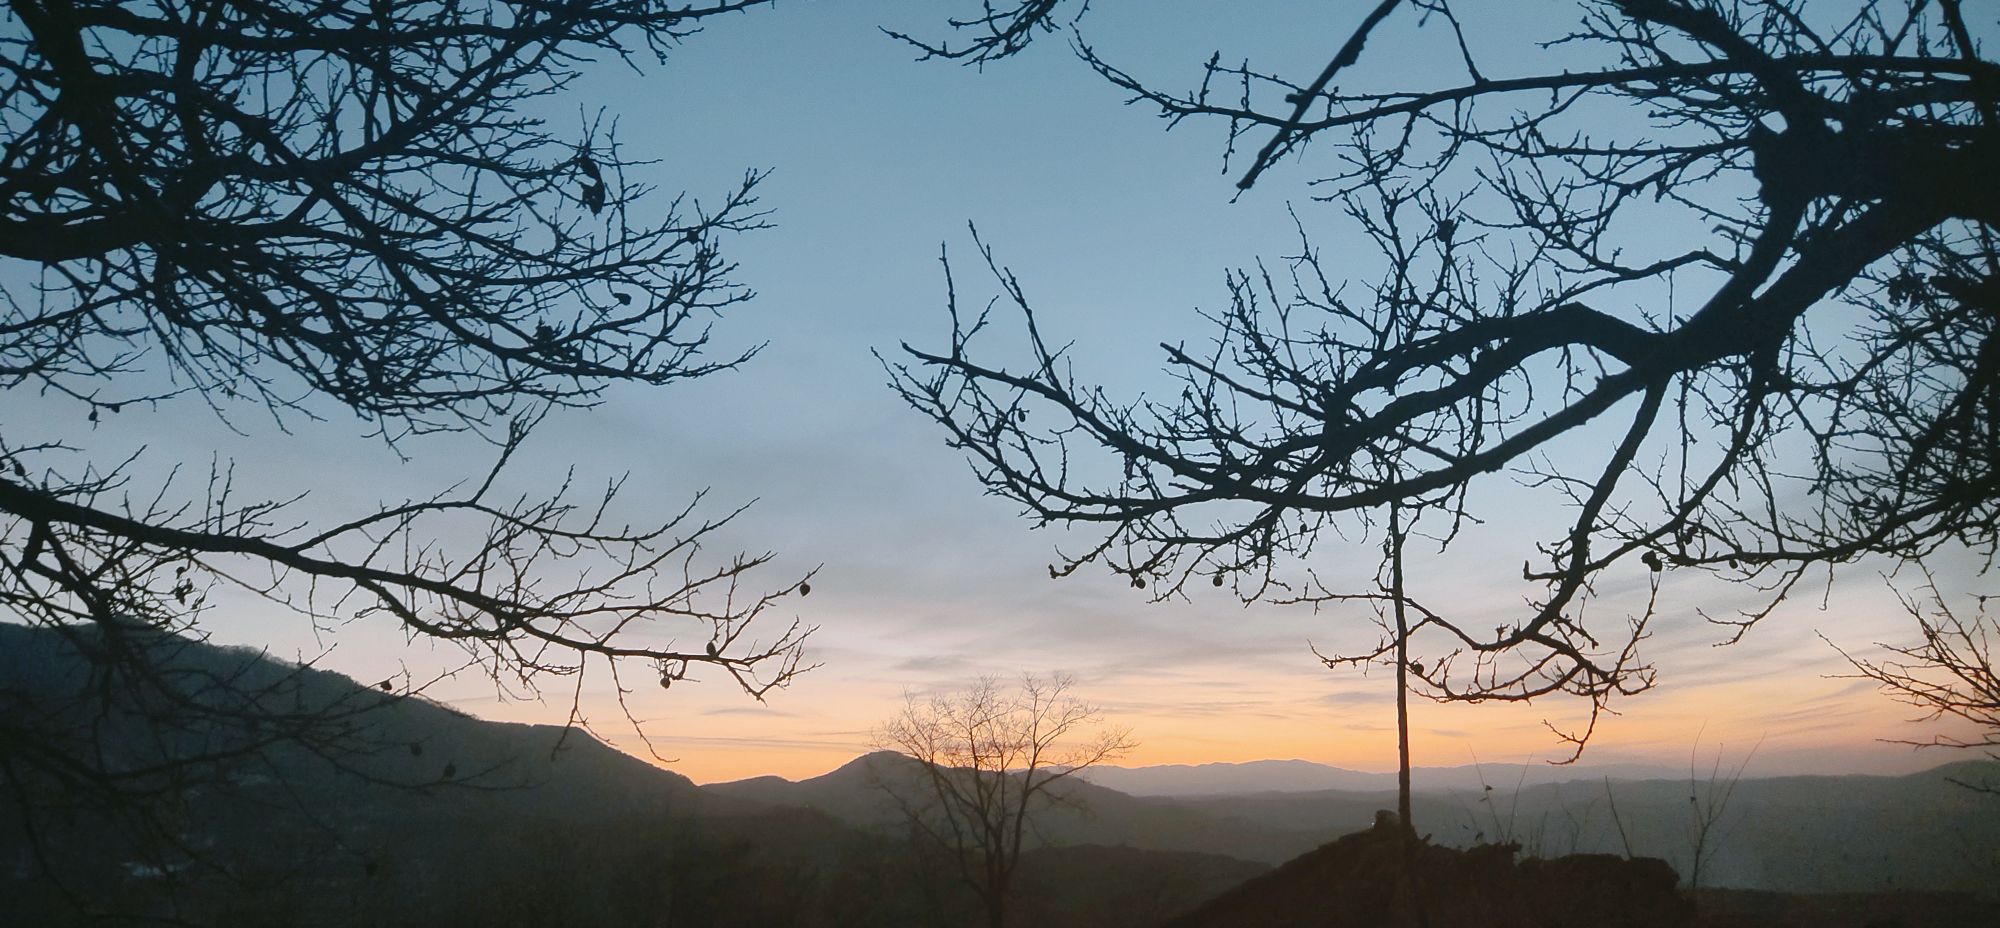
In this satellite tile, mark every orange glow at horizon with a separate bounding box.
[428,546,1985,788]
[454,650,1973,787]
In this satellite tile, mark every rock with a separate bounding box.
[1166,826,1692,928]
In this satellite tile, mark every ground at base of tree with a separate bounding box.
[1693,888,2000,928]
[1166,813,1691,928]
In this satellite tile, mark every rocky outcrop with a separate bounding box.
[1166,811,1692,928]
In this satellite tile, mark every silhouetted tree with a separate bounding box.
[890,0,1998,756]
[0,0,813,907]
[875,674,1133,928]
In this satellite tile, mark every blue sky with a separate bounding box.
[11,0,1988,783]
[507,0,1989,780]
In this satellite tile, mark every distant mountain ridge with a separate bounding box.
[704,750,1344,865]
[1075,758,1680,796]
[716,751,2000,896]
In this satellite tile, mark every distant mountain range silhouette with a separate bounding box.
[1071,757,1684,796]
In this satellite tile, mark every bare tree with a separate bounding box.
[0,0,815,907]
[889,0,1998,756]
[875,674,1134,928]
[1834,576,2000,794]
[1682,733,1758,901]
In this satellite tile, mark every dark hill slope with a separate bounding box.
[0,620,717,823]
[0,623,875,926]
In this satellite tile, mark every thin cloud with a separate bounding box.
[700,705,801,718]
[644,733,871,753]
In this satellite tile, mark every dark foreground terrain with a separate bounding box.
[5,625,1996,926]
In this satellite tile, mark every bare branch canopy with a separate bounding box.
[889,0,1999,753]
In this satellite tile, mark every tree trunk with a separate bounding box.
[1389,502,1425,927]
[1390,503,1414,836]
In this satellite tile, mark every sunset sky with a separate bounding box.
[19,0,1990,785]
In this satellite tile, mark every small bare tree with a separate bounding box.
[875,674,1134,928]
[1682,734,1758,901]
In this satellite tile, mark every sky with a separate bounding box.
[13,0,1993,785]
